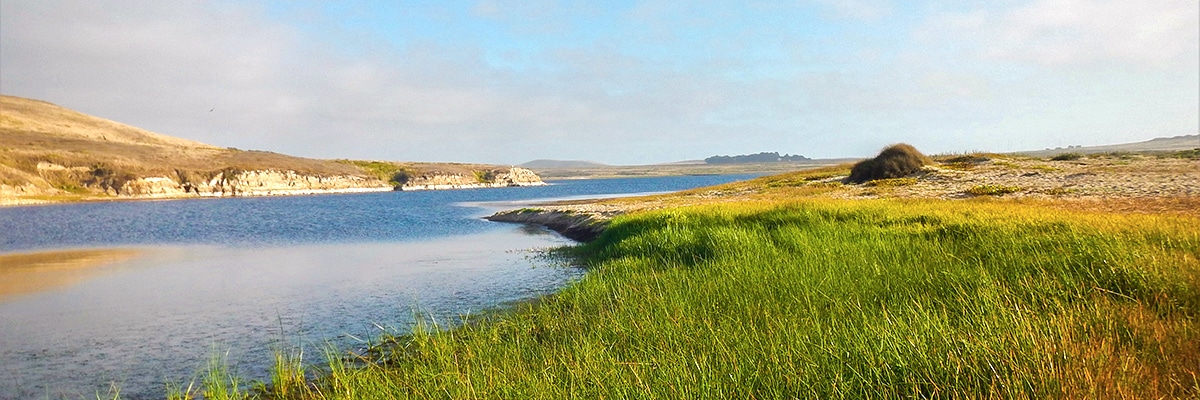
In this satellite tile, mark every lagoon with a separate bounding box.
[0,175,755,400]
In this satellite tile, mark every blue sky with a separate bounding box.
[2,0,1197,164]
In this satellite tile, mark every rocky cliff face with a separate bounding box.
[118,169,392,198]
[400,167,547,191]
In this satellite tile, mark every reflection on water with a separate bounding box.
[0,227,578,400]
[0,249,140,300]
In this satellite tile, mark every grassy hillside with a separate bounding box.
[0,95,369,193]
[1,95,539,201]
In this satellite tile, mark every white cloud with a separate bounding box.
[923,0,1199,67]
[809,0,892,20]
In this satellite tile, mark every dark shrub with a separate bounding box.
[846,143,931,184]
[1051,152,1083,161]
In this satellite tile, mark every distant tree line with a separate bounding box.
[704,152,810,165]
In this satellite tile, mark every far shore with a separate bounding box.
[0,181,557,208]
[0,248,141,299]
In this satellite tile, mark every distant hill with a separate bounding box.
[1018,134,1199,157]
[705,152,810,165]
[520,159,610,169]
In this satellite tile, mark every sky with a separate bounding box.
[1,1,1197,165]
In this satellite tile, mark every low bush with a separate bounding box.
[846,144,931,184]
[1051,153,1083,161]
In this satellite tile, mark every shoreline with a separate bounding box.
[0,181,555,208]
[485,209,609,242]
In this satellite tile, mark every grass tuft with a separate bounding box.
[967,184,1022,196]
[202,350,247,400]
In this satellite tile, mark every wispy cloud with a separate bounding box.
[921,0,1199,67]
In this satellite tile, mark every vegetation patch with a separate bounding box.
[473,169,497,183]
[937,153,993,164]
[936,153,997,170]
[967,184,1022,196]
[807,181,844,189]
[1051,152,1084,161]
[1030,164,1060,172]
[338,160,411,186]
[1042,186,1078,196]
[863,177,917,187]
[1098,151,1139,160]
[847,143,932,183]
[1166,148,1200,160]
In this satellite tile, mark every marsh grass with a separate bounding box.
[202,350,246,400]
[220,198,1200,399]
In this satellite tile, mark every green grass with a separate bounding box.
[967,184,1022,196]
[473,170,496,183]
[223,198,1198,399]
[202,350,246,400]
[338,160,411,186]
[864,177,917,187]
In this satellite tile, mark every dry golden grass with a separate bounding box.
[0,95,214,149]
[1,95,535,203]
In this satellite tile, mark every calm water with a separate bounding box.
[0,175,756,399]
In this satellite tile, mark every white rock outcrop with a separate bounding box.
[400,167,547,191]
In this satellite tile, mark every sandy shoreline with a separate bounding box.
[0,248,141,299]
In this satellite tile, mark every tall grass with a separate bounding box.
[198,198,1200,398]
[202,350,246,400]
[241,198,1190,396]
